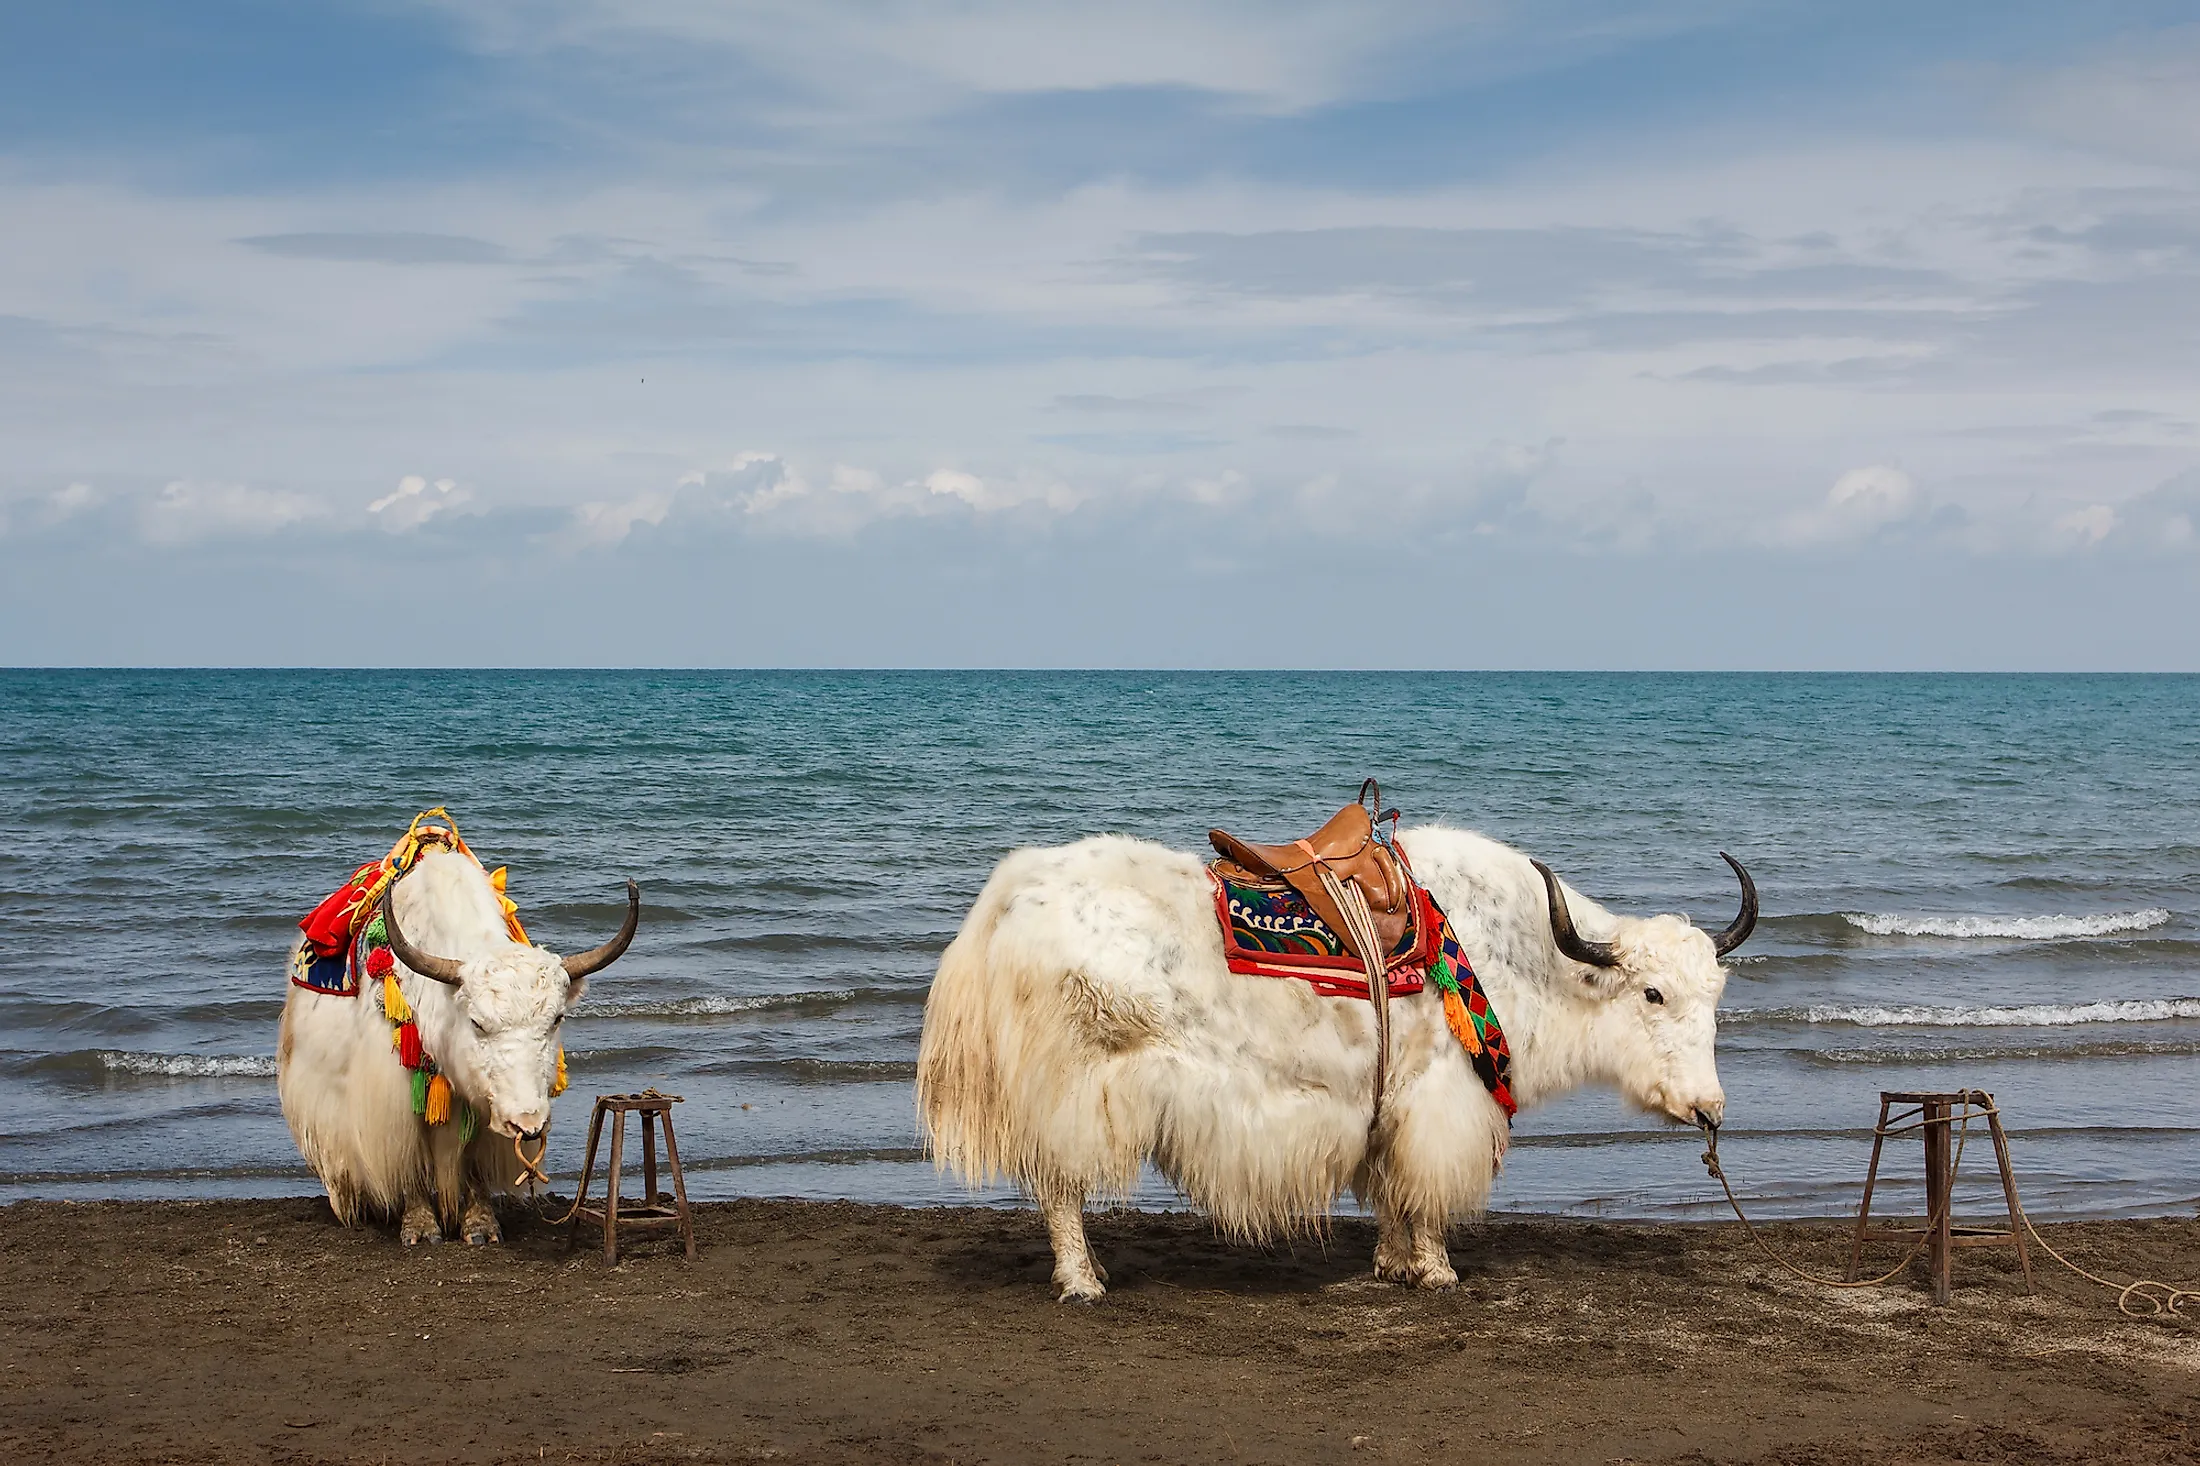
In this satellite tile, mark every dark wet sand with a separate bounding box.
[2,1198,2194,1464]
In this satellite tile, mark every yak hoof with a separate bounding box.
[464,1221,501,1246]
[1374,1258,1456,1290]
[403,1227,444,1247]
[1054,1277,1107,1304]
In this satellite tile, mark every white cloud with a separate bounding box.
[565,489,674,547]
[1827,464,1917,523]
[367,474,472,532]
[138,480,319,544]
[2054,503,2119,544]
[51,482,99,518]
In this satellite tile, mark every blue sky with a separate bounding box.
[3,1,2197,667]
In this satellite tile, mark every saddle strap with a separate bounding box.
[1317,864,1390,1127]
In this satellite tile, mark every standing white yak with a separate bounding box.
[279,849,639,1245]
[916,825,1756,1299]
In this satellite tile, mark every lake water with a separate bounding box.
[2,670,2194,1223]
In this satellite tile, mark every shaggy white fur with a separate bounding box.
[915,825,1733,1300]
[277,850,588,1245]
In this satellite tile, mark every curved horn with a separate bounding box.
[379,877,464,986]
[1710,851,1759,957]
[560,880,641,980]
[1531,859,1621,969]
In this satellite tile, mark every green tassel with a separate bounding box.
[364,912,387,947]
[411,1067,429,1115]
[457,1100,478,1145]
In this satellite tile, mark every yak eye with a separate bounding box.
[470,1017,489,1034]
[1644,988,1665,1006]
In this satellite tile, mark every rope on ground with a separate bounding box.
[1697,1115,1972,1288]
[1699,1106,2196,1320]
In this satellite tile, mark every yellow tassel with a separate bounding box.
[382,975,411,1023]
[551,1045,568,1097]
[1443,986,1483,1056]
[424,1073,452,1125]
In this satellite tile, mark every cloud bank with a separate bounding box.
[2,2,2197,666]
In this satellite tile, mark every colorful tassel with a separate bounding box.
[424,1073,452,1125]
[397,1021,424,1069]
[1443,984,1483,1056]
[410,1067,429,1115]
[382,973,411,1022]
[367,945,395,980]
[551,1044,568,1097]
[363,912,387,948]
[457,1100,479,1144]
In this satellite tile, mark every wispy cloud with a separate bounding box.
[4,2,2198,665]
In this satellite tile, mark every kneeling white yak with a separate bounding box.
[279,850,638,1244]
[916,825,1756,1299]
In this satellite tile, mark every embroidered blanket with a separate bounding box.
[1209,863,1516,1116]
[289,807,529,997]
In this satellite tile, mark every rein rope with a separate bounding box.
[1698,1103,2197,1319]
[512,1132,552,1191]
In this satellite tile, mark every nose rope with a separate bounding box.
[512,1132,551,1191]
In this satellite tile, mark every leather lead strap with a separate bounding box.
[1318,864,1391,1129]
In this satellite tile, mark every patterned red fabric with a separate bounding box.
[1209,868,1438,999]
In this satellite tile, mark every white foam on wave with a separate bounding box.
[580,990,862,1018]
[1842,908,2170,939]
[100,1051,276,1078]
[1781,997,2200,1028]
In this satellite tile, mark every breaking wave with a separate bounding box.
[1739,997,2200,1028]
[577,986,921,1019]
[93,1050,277,1078]
[1841,909,2170,939]
[1804,1038,2200,1066]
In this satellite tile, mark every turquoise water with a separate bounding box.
[1,670,2194,1221]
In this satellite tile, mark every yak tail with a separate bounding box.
[914,871,1021,1188]
[915,849,1156,1200]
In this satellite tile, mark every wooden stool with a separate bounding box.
[1845,1089,2033,1304]
[566,1090,697,1264]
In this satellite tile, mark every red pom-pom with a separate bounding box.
[365,947,394,978]
[397,1022,423,1069]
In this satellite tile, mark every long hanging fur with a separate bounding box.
[916,826,1732,1244]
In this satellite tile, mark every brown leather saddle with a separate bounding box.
[1209,781,1413,961]
[1209,780,1415,1117]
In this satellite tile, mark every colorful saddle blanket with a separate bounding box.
[1209,864,1516,1116]
[289,807,528,997]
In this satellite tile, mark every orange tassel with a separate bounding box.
[424,1073,452,1125]
[551,1044,568,1097]
[1443,985,1483,1056]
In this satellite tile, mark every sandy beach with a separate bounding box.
[3,1197,2193,1465]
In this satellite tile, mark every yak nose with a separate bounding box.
[1692,1097,1726,1130]
[499,1110,548,1139]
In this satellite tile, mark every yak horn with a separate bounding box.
[560,880,641,980]
[1531,859,1622,968]
[1710,851,1759,956]
[379,878,465,986]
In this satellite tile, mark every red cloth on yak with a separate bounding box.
[298,860,380,959]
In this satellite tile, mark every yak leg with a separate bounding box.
[1038,1183,1107,1303]
[399,1191,444,1247]
[1372,1188,1456,1290]
[460,1177,502,1246]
